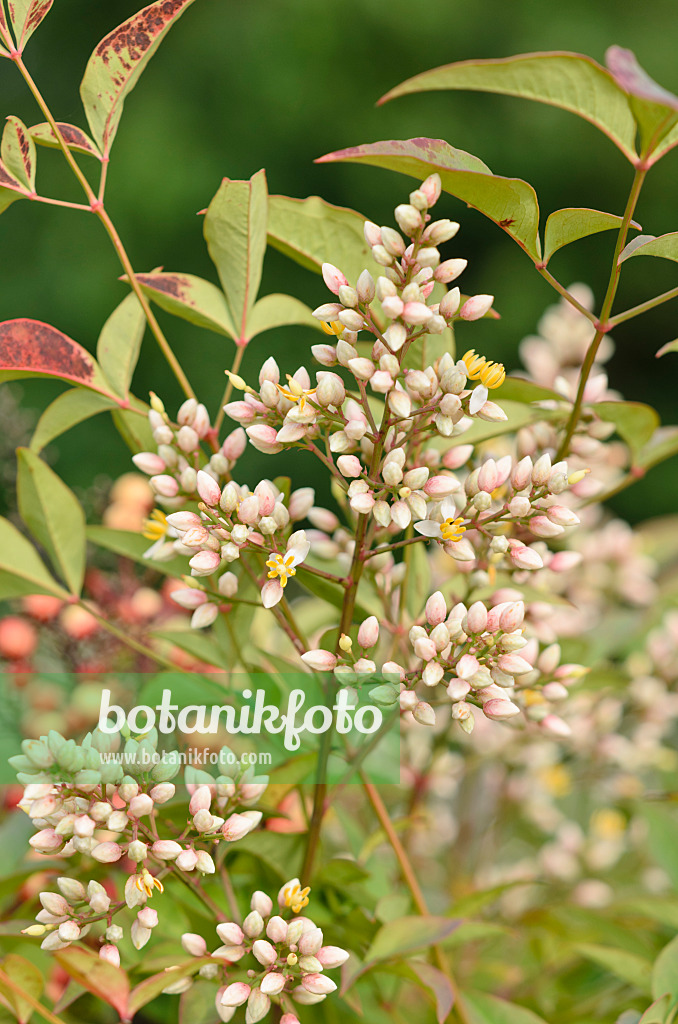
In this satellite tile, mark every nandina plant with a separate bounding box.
[1,4,678,1024]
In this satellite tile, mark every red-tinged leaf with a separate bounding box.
[0,319,117,397]
[317,137,541,260]
[29,121,102,160]
[0,954,44,1023]
[133,271,236,338]
[379,52,638,164]
[656,338,678,358]
[55,948,129,1022]
[606,47,678,158]
[80,0,197,155]
[128,957,212,1017]
[7,0,53,50]
[410,962,455,1024]
[1,116,35,191]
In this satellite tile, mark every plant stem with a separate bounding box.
[0,969,67,1024]
[13,54,195,400]
[555,165,647,461]
[31,194,92,211]
[75,599,188,672]
[534,266,598,324]
[362,780,470,1024]
[213,346,245,436]
[608,283,678,327]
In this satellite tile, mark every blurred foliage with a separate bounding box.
[1,0,678,519]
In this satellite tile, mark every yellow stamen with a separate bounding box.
[275,375,318,414]
[136,868,164,898]
[266,552,297,588]
[479,360,506,389]
[462,349,488,380]
[142,508,168,541]
[282,882,311,914]
[320,320,344,337]
[462,350,505,389]
[440,517,466,543]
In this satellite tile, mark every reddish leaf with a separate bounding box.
[29,121,102,160]
[2,116,36,191]
[55,948,129,1021]
[0,318,118,397]
[410,962,455,1024]
[7,0,53,50]
[80,0,197,154]
[606,47,678,111]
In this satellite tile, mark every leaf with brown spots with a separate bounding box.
[79,0,197,154]
[132,270,236,338]
[7,0,53,50]
[0,318,119,398]
[1,116,35,191]
[29,121,102,160]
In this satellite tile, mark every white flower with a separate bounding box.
[262,532,311,608]
[414,498,466,543]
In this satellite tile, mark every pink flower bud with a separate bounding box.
[138,907,158,928]
[129,794,154,818]
[246,989,271,1023]
[548,551,582,572]
[413,701,436,726]
[456,654,480,679]
[266,916,288,943]
[435,258,467,284]
[91,842,123,863]
[252,939,278,966]
[288,487,315,520]
[531,453,552,486]
[251,891,273,917]
[364,220,382,246]
[196,470,221,506]
[402,301,433,325]
[100,944,120,967]
[529,515,564,539]
[357,616,379,648]
[246,424,283,454]
[166,511,202,532]
[466,601,488,634]
[29,829,62,853]
[497,653,533,675]
[222,813,255,842]
[217,921,245,946]
[260,972,286,996]
[301,649,338,671]
[182,932,208,956]
[508,496,531,518]
[301,974,337,995]
[483,699,521,719]
[152,840,183,860]
[413,636,437,662]
[150,474,179,498]
[508,543,543,571]
[442,444,473,469]
[425,591,447,626]
[171,588,207,610]
[336,455,362,478]
[281,1016,301,1024]
[499,602,524,632]
[39,892,70,916]
[317,945,350,968]
[420,173,442,207]
[176,848,199,871]
[299,927,323,955]
[189,549,221,577]
[477,460,498,493]
[221,982,251,1007]
[189,785,212,814]
[511,456,533,490]
[222,427,247,460]
[541,714,572,737]
[133,452,166,475]
[322,262,349,295]
[546,505,580,527]
[460,294,494,320]
[424,475,457,497]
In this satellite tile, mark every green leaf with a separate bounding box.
[0,318,120,397]
[496,376,566,404]
[577,943,653,994]
[653,936,678,1002]
[606,47,678,157]
[365,915,459,963]
[1,117,36,191]
[595,400,660,456]
[317,138,541,260]
[55,948,129,1020]
[0,517,67,600]
[79,0,197,154]
[640,995,672,1023]
[379,52,638,163]
[642,804,678,891]
[245,293,319,340]
[0,954,44,1023]
[86,525,188,577]
[28,121,102,159]
[464,991,549,1024]
[204,169,268,342]
[656,339,678,358]
[619,232,678,265]
[409,962,455,1024]
[96,292,147,398]
[111,396,155,454]
[7,0,53,50]
[267,193,371,286]
[17,448,86,595]
[635,426,678,471]
[544,208,639,264]
[31,388,119,453]
[152,629,230,670]
[133,271,236,339]
[179,980,219,1024]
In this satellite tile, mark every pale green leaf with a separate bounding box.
[464,991,549,1024]
[132,271,235,339]
[267,193,371,286]
[80,0,197,154]
[619,232,678,265]
[499,377,567,403]
[0,517,67,600]
[379,52,638,163]
[595,400,660,455]
[606,47,678,157]
[245,293,319,340]
[96,292,146,398]
[544,207,639,263]
[111,400,155,454]
[577,943,653,994]
[317,137,541,260]
[30,388,118,453]
[17,448,86,595]
[86,525,187,577]
[365,915,459,962]
[652,935,678,1002]
[204,169,268,341]
[29,122,101,159]
[635,426,678,471]
[7,0,53,49]
[0,954,44,1023]
[1,117,35,191]
[642,804,678,891]
[640,995,672,1023]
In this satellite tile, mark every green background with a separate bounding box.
[1,0,677,523]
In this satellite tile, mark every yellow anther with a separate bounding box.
[282,881,311,914]
[136,868,164,898]
[339,634,353,652]
[266,552,297,588]
[275,375,318,413]
[440,516,466,543]
[149,391,166,415]
[142,508,168,541]
[462,349,488,380]
[479,360,506,389]
[568,468,591,485]
[320,320,344,337]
